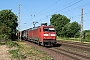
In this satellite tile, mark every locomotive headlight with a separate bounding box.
[44,34,48,36]
[51,34,56,36]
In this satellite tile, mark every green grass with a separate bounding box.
[57,36,90,43]
[0,42,6,45]
[6,41,19,48]
[57,36,80,41]
[9,49,26,60]
[8,41,53,60]
[17,42,53,60]
[84,39,90,42]
[0,40,55,60]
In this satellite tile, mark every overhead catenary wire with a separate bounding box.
[21,0,89,27]
[20,4,37,17]
[37,0,79,15]
[47,0,79,13]
[20,0,83,22]
[20,0,61,23]
[55,0,83,13]
[37,0,83,21]
[61,2,90,14]
[35,0,79,17]
[74,11,90,17]
[21,5,36,13]
[21,1,90,21]
[38,10,90,23]
[41,2,90,22]
[36,0,61,15]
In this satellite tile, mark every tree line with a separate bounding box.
[0,9,89,42]
[50,14,80,38]
[50,14,90,42]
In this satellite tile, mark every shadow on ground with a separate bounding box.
[45,43,62,48]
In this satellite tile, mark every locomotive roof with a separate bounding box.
[22,25,55,31]
[41,25,54,28]
[32,26,40,30]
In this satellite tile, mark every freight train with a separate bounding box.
[18,23,57,46]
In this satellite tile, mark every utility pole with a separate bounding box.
[80,8,83,42]
[18,4,21,41]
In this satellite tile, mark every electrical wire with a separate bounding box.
[21,4,37,16]
[72,11,90,19]
[36,0,61,15]
[37,0,83,20]
[47,0,79,13]
[62,3,90,14]
[55,0,83,13]
[36,0,78,17]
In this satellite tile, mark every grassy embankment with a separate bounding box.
[0,40,53,60]
[57,36,90,43]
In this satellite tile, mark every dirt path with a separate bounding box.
[0,45,11,60]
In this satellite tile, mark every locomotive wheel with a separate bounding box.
[38,41,41,46]
[43,43,45,47]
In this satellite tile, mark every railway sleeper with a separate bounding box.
[50,47,90,60]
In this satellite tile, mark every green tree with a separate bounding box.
[83,30,90,42]
[61,23,70,37]
[50,14,70,37]
[0,10,18,40]
[63,21,80,37]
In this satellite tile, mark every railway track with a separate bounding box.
[57,40,90,51]
[22,40,90,60]
[57,40,90,47]
[22,40,71,60]
[49,47,90,60]
[47,40,90,60]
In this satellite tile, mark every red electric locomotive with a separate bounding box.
[21,23,56,46]
[27,23,57,46]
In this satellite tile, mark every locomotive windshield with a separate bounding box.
[44,28,55,32]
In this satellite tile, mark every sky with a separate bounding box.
[0,0,90,31]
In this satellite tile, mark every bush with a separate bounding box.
[0,34,9,45]
[6,40,19,48]
[74,32,80,38]
[84,31,90,42]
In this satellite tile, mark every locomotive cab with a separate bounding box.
[38,23,56,46]
[42,27,57,46]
